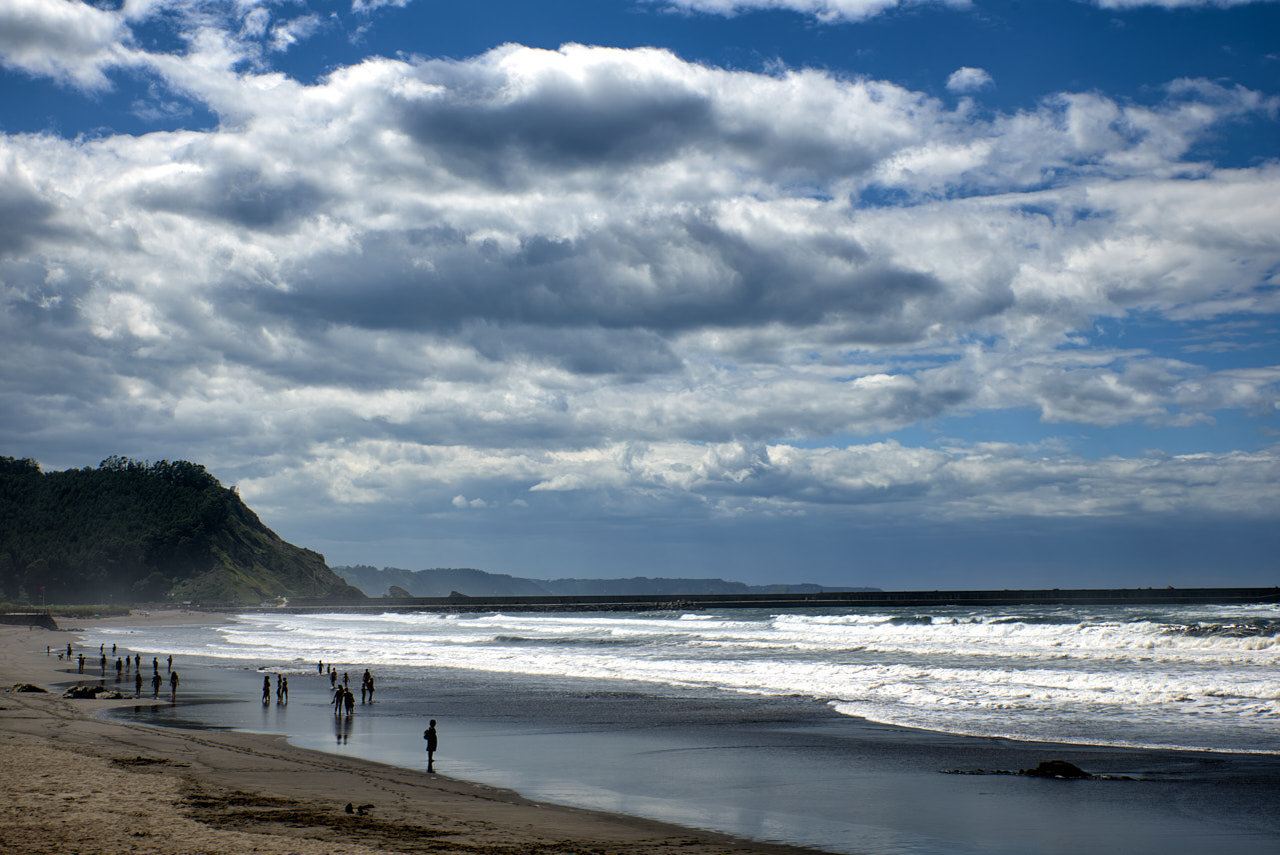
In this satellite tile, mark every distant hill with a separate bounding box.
[333,565,875,598]
[0,456,364,604]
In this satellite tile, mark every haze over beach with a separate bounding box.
[3,0,1280,589]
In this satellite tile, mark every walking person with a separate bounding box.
[262,675,271,704]
[280,676,288,704]
[151,672,162,698]
[423,720,438,772]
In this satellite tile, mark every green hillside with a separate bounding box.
[0,456,364,605]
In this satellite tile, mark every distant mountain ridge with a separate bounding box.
[333,565,875,598]
[0,456,364,604]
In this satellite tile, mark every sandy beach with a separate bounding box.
[0,616,821,855]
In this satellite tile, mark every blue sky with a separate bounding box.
[2,0,1278,588]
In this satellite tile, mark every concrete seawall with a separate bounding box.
[0,612,58,629]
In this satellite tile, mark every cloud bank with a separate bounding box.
[2,2,1278,580]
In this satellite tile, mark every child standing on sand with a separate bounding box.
[423,720,438,772]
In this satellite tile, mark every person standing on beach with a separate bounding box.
[152,657,159,674]
[134,671,142,698]
[169,670,179,700]
[262,676,271,703]
[167,655,173,673]
[333,684,345,714]
[343,687,355,716]
[280,676,288,703]
[115,658,122,680]
[423,720,438,772]
[99,654,107,674]
[151,672,161,698]
[66,643,72,658]
[77,654,84,673]
[134,653,140,671]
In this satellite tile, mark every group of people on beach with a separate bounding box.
[322,664,376,715]
[262,673,289,704]
[56,641,180,700]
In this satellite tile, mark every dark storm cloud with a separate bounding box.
[134,167,326,230]
[244,215,967,364]
[0,172,63,255]
[396,72,715,186]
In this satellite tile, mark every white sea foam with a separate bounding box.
[85,603,1280,754]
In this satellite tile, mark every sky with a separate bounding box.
[2,0,1279,590]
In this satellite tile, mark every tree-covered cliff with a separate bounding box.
[0,456,364,604]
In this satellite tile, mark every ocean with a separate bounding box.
[83,603,1280,855]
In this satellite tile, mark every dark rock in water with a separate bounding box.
[356,803,374,815]
[345,802,354,814]
[62,684,121,699]
[1020,760,1091,779]
[9,683,47,693]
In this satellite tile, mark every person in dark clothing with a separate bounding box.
[169,670,179,700]
[262,675,271,703]
[280,676,288,703]
[151,672,162,698]
[423,719,438,772]
[343,687,355,715]
[135,671,143,697]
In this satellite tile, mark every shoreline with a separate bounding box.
[0,618,826,855]
[9,610,1280,855]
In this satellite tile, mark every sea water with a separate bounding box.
[89,603,1280,755]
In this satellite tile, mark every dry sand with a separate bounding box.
[1,617,822,855]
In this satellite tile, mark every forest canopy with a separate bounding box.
[0,456,362,604]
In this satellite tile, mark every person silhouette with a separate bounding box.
[423,719,438,772]
[262,675,271,704]
[169,670,179,700]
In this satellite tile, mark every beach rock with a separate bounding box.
[1020,760,1091,779]
[62,684,116,699]
[9,683,47,693]
[356,804,374,815]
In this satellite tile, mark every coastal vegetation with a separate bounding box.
[0,456,363,605]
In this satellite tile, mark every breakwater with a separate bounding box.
[246,585,1280,614]
[0,611,58,629]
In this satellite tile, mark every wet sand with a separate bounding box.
[8,612,1280,855]
[0,617,822,855]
